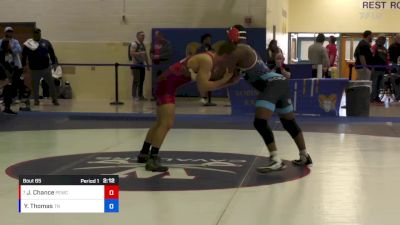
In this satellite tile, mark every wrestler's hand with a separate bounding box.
[222,68,234,82]
[229,74,242,84]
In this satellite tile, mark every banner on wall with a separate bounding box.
[150,28,267,97]
[228,78,349,117]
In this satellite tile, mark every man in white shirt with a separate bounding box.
[308,33,330,78]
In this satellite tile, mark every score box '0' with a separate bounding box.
[18,175,119,213]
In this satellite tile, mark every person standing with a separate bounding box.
[130,31,150,101]
[326,35,337,67]
[389,34,400,66]
[150,31,172,99]
[388,34,400,101]
[0,39,17,114]
[0,26,25,100]
[227,25,311,172]
[137,52,234,172]
[21,28,59,106]
[1,66,17,114]
[354,30,373,80]
[269,53,291,79]
[308,33,330,78]
[0,27,22,71]
[370,35,388,103]
[266,40,283,67]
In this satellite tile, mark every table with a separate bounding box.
[228,78,349,116]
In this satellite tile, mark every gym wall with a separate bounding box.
[0,0,266,100]
[289,0,400,33]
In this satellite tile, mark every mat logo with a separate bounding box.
[78,156,247,180]
[318,94,337,112]
[6,151,310,191]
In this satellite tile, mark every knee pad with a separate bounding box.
[280,118,301,138]
[253,118,274,145]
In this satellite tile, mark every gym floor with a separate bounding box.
[1,98,399,225]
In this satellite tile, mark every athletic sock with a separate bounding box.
[299,149,308,156]
[150,146,160,156]
[140,142,151,155]
[270,151,281,162]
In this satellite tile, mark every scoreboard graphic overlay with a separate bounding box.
[18,175,119,213]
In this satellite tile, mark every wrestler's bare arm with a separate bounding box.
[193,55,233,93]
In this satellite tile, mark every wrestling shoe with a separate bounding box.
[200,98,207,105]
[145,155,169,172]
[137,153,150,163]
[292,154,313,166]
[256,158,286,173]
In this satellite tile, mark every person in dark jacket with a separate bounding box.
[22,28,59,106]
[0,39,17,114]
[370,35,388,103]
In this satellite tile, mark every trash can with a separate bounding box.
[346,80,372,116]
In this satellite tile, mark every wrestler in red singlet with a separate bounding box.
[154,52,214,105]
[137,49,237,172]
